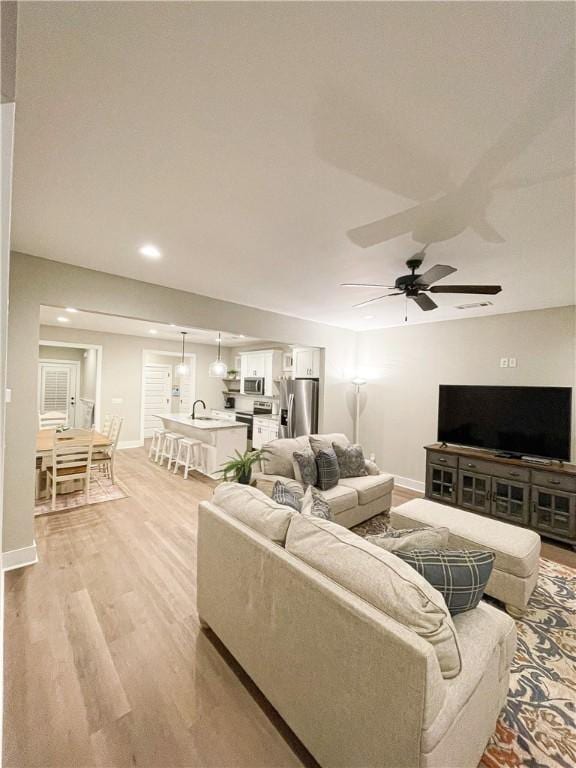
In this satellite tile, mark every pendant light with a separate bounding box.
[175,331,190,376]
[209,332,228,378]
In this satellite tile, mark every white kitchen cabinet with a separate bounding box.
[292,347,321,378]
[253,417,279,449]
[241,350,282,396]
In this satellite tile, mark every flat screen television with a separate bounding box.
[437,385,572,461]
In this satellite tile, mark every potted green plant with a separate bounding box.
[227,368,239,380]
[219,448,266,485]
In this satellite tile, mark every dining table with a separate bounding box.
[35,428,113,501]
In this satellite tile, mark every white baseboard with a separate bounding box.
[3,541,38,571]
[117,440,143,450]
[394,475,425,494]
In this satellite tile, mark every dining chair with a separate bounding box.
[92,415,123,484]
[101,413,113,438]
[38,411,67,430]
[46,429,95,511]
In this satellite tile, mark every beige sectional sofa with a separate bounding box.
[197,483,517,768]
[252,432,394,527]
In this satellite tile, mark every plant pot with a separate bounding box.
[237,469,252,485]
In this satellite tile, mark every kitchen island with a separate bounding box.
[155,414,248,478]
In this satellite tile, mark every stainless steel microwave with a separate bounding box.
[244,377,265,395]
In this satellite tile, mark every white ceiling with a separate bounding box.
[12,2,575,331]
[39,306,262,347]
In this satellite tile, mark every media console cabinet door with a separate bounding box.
[427,463,456,504]
[458,470,491,515]
[532,486,576,540]
[491,478,530,526]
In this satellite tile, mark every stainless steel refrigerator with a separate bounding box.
[279,378,319,438]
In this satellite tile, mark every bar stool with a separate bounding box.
[159,432,184,470]
[173,438,202,480]
[149,428,168,462]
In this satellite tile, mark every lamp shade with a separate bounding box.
[176,362,190,376]
[209,332,228,378]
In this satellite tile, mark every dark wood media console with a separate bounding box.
[424,444,576,548]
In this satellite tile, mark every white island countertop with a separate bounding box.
[154,414,246,431]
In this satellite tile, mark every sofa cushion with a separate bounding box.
[422,602,516,752]
[285,514,462,678]
[333,443,368,478]
[271,480,303,512]
[391,498,540,578]
[396,549,496,616]
[213,482,294,545]
[339,473,394,505]
[366,527,450,553]
[309,433,350,455]
[262,436,312,479]
[292,449,318,488]
[315,448,340,491]
[301,485,333,521]
[318,484,358,516]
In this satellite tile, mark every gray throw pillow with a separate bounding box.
[332,442,368,478]
[395,549,495,616]
[301,485,333,521]
[315,448,340,491]
[271,480,303,512]
[366,527,450,553]
[292,450,318,488]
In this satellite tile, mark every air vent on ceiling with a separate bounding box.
[455,300,494,310]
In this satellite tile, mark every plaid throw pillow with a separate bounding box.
[315,448,340,491]
[271,481,302,512]
[332,443,368,478]
[395,549,495,616]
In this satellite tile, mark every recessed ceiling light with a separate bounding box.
[65,307,78,313]
[139,244,162,259]
[363,315,374,320]
[57,316,69,323]
[149,329,158,334]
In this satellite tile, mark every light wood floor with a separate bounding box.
[4,447,575,768]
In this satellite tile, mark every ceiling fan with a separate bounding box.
[342,251,502,311]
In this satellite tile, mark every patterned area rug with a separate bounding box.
[35,476,128,515]
[352,515,576,768]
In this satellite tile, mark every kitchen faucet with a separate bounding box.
[192,399,206,420]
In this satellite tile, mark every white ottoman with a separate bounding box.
[391,498,541,617]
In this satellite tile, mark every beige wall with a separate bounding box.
[39,327,237,445]
[356,306,576,487]
[4,252,357,553]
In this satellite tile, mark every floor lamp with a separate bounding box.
[351,377,366,443]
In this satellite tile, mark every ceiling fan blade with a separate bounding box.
[429,285,502,295]
[341,282,396,288]
[413,264,457,287]
[353,293,403,308]
[347,203,424,248]
[410,293,438,311]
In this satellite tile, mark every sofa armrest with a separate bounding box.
[365,459,380,475]
[252,472,304,498]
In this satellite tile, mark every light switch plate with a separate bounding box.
[500,358,508,368]
[5,388,11,403]
[509,357,517,368]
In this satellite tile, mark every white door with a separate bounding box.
[178,369,195,415]
[38,362,79,427]
[143,364,172,438]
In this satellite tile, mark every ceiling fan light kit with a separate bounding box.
[343,250,502,318]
